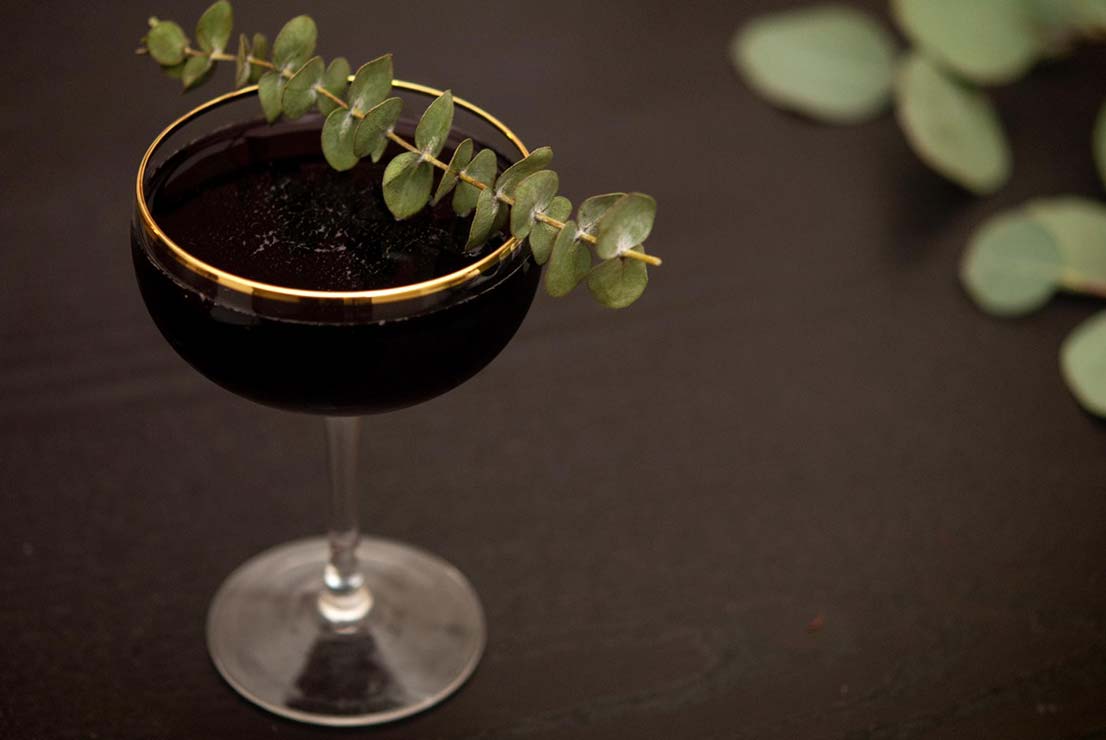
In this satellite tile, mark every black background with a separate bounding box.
[3,1,1106,737]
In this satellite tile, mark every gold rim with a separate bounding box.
[135,81,530,304]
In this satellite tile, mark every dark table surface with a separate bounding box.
[4,1,1106,737]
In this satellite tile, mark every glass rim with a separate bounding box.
[135,80,530,305]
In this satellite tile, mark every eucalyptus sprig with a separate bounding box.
[730,2,1106,418]
[138,2,662,308]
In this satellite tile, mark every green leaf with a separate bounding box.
[348,55,393,112]
[249,33,269,83]
[894,53,1011,195]
[431,138,474,205]
[321,109,359,171]
[730,5,897,124]
[1025,197,1106,287]
[258,71,285,123]
[161,61,187,80]
[546,221,592,297]
[577,193,625,236]
[892,0,1040,85]
[587,250,649,308]
[1095,100,1106,191]
[466,186,501,250]
[272,15,316,72]
[234,34,250,88]
[147,20,189,66]
[496,147,553,198]
[181,54,214,90]
[415,91,454,158]
[453,148,497,216]
[352,97,403,160]
[195,1,232,54]
[530,195,572,265]
[1061,310,1106,417]
[511,170,559,239]
[960,212,1061,317]
[318,57,351,115]
[594,193,656,260]
[281,56,324,119]
[383,152,433,220]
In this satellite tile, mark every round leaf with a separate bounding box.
[496,147,553,198]
[530,195,572,265]
[453,148,498,217]
[892,0,1040,85]
[415,91,455,159]
[587,249,649,308]
[1061,310,1106,417]
[281,56,324,119]
[234,34,250,88]
[466,186,501,250]
[594,193,657,260]
[383,152,433,220]
[577,193,625,236]
[546,220,592,297]
[257,71,285,123]
[348,55,393,113]
[960,212,1061,317]
[352,97,403,160]
[431,138,474,206]
[321,109,359,171]
[894,53,1011,195]
[196,1,233,54]
[318,57,351,115]
[731,4,897,124]
[181,54,214,90]
[1025,197,1106,289]
[147,20,189,66]
[273,15,316,71]
[249,33,269,83]
[511,170,559,239]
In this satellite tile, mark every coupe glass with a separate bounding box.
[131,82,540,725]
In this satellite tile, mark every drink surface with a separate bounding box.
[133,117,539,415]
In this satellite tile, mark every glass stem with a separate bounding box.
[318,416,372,624]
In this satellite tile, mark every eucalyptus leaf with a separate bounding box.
[181,54,214,90]
[321,109,359,171]
[348,55,393,113]
[273,15,317,72]
[383,152,433,220]
[892,0,1040,85]
[960,212,1062,317]
[162,61,187,80]
[258,71,285,123]
[730,4,897,124]
[1061,310,1106,417]
[318,57,351,115]
[415,91,454,159]
[453,148,498,216]
[281,56,324,119]
[511,170,559,239]
[1025,197,1106,288]
[594,193,656,259]
[587,249,649,308]
[530,195,572,265]
[546,221,592,297]
[894,53,1011,195]
[249,33,269,83]
[352,97,403,160]
[577,193,625,236]
[431,138,474,205]
[147,20,189,66]
[466,186,500,250]
[195,1,232,54]
[234,34,250,88]
[496,147,553,198]
[1095,100,1106,191]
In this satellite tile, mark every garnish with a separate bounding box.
[138,2,662,308]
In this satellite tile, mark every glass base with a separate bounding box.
[206,537,485,726]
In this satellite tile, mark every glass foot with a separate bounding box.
[206,537,485,726]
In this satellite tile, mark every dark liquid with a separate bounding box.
[133,117,540,415]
